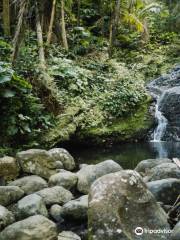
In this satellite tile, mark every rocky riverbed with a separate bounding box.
[0,148,179,240]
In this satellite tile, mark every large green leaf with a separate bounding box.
[0,74,11,84]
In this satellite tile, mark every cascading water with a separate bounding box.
[152,96,168,142]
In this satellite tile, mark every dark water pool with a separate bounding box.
[68,142,180,169]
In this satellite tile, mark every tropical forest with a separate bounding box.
[0,0,179,239]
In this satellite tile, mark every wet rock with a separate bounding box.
[0,215,57,240]
[0,156,20,181]
[58,231,81,240]
[147,178,180,205]
[8,175,48,195]
[48,148,75,171]
[89,170,170,240]
[62,195,88,220]
[77,160,122,194]
[49,170,78,190]
[36,186,73,206]
[0,186,24,206]
[16,194,48,219]
[0,205,15,231]
[135,158,172,176]
[49,204,63,222]
[144,163,180,182]
[16,149,57,179]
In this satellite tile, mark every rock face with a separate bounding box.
[0,215,57,240]
[0,186,24,206]
[48,148,75,170]
[88,170,170,240]
[144,163,180,182]
[0,156,19,181]
[135,158,172,176]
[49,170,78,190]
[0,205,15,231]
[16,149,57,179]
[62,195,88,220]
[147,178,180,205]
[16,194,48,219]
[171,222,180,240]
[77,160,122,194]
[58,231,81,240]
[8,175,48,194]
[36,186,73,206]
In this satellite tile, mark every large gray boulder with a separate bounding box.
[0,215,57,240]
[171,222,180,240]
[49,170,78,190]
[16,149,57,179]
[36,186,73,206]
[77,160,122,194]
[62,195,88,220]
[0,205,15,231]
[0,186,24,206]
[135,158,172,176]
[48,148,75,170]
[8,175,48,194]
[16,194,48,219]
[0,156,20,181]
[147,178,180,205]
[89,170,170,240]
[58,231,81,240]
[144,163,180,182]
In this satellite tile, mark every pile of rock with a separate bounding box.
[0,148,122,240]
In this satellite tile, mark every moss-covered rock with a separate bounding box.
[75,97,154,145]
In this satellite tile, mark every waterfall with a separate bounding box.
[152,96,168,142]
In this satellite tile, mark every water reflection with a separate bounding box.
[69,142,180,170]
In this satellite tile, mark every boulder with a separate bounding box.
[62,195,88,220]
[36,186,73,206]
[171,222,180,240]
[0,186,24,206]
[49,170,78,190]
[48,148,75,170]
[144,163,180,182]
[16,194,48,219]
[135,158,172,176]
[77,160,122,194]
[58,231,81,240]
[89,170,170,240]
[147,178,180,205]
[0,205,15,231]
[8,175,48,194]
[0,215,57,240]
[16,149,57,179]
[49,204,63,222]
[0,156,20,180]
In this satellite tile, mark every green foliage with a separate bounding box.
[0,62,54,147]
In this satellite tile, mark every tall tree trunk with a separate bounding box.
[12,0,27,65]
[108,0,121,58]
[47,0,57,45]
[61,0,68,50]
[100,0,105,36]
[77,0,81,26]
[35,2,61,113]
[3,0,10,36]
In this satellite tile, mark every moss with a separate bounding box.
[75,96,154,145]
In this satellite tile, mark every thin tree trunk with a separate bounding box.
[77,0,81,26]
[61,0,68,50]
[12,0,26,65]
[47,0,57,45]
[108,0,121,58]
[3,0,10,36]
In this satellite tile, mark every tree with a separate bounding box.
[61,0,69,50]
[47,0,57,45]
[3,0,10,36]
